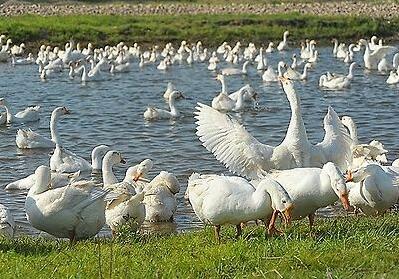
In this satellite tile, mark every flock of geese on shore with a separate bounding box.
[0,30,398,243]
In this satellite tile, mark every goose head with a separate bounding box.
[91,145,110,171]
[283,31,289,37]
[169,90,185,102]
[151,171,180,194]
[30,165,51,195]
[279,76,296,99]
[103,150,126,166]
[341,116,355,130]
[345,164,381,183]
[319,75,327,87]
[268,42,274,48]
[0,98,7,107]
[322,162,350,210]
[128,159,154,182]
[259,175,294,224]
[53,106,71,117]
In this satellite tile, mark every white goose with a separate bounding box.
[25,166,108,242]
[277,31,289,51]
[0,204,15,237]
[319,62,357,90]
[283,63,312,80]
[228,84,258,104]
[221,61,250,76]
[195,78,351,180]
[264,162,350,229]
[386,68,399,84]
[346,164,399,215]
[187,173,293,242]
[211,74,249,112]
[377,53,399,73]
[262,62,286,82]
[16,106,70,149]
[102,150,127,187]
[143,91,184,120]
[0,98,40,124]
[11,53,34,66]
[110,62,131,74]
[5,170,81,191]
[50,144,110,173]
[163,82,179,99]
[123,158,154,193]
[358,39,397,70]
[341,116,387,168]
[141,171,180,222]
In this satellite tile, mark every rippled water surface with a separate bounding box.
[1,47,398,236]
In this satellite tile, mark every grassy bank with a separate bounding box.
[0,214,398,278]
[0,13,398,50]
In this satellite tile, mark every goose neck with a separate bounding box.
[102,160,118,186]
[50,112,61,146]
[169,96,179,117]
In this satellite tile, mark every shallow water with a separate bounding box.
[0,46,398,237]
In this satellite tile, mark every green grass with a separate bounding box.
[0,13,398,50]
[0,214,398,278]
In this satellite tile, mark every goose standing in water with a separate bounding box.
[144,91,184,120]
[187,173,293,242]
[195,78,351,179]
[0,98,40,124]
[25,166,109,242]
[16,106,70,149]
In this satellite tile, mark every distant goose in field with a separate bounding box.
[0,204,15,238]
[277,31,289,51]
[25,165,109,242]
[144,91,184,120]
[0,98,40,124]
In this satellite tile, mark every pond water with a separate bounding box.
[0,46,398,237]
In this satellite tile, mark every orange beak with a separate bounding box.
[345,171,353,183]
[133,171,142,182]
[282,204,294,225]
[340,192,351,211]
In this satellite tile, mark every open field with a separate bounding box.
[0,214,398,278]
[0,13,397,50]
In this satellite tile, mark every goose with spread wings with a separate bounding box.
[195,77,351,179]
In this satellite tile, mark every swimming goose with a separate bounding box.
[16,106,70,149]
[195,78,351,179]
[25,166,108,242]
[377,53,399,73]
[11,43,26,56]
[0,98,40,124]
[5,170,81,191]
[50,144,110,173]
[144,90,184,120]
[344,44,356,63]
[346,164,399,215]
[262,62,286,82]
[319,62,357,90]
[11,53,34,65]
[211,74,248,112]
[341,116,387,168]
[0,39,12,62]
[386,68,399,84]
[110,61,131,74]
[228,84,258,104]
[357,39,397,70]
[283,63,312,80]
[277,31,289,51]
[141,171,180,222]
[264,162,350,229]
[221,61,250,76]
[0,204,15,237]
[187,173,293,242]
[265,42,274,53]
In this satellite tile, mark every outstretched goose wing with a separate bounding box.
[371,46,397,59]
[195,103,274,179]
[316,106,352,170]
